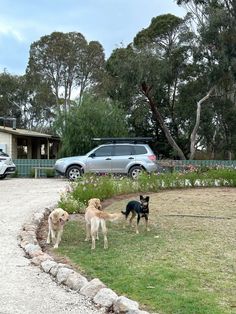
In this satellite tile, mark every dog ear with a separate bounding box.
[146,196,150,201]
[140,195,143,200]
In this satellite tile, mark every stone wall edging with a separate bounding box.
[18,205,152,314]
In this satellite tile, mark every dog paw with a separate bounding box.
[53,244,58,249]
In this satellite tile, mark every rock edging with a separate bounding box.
[18,206,152,314]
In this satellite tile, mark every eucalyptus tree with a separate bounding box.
[26,32,105,133]
[177,0,236,159]
[106,14,195,159]
[0,70,57,131]
[0,71,28,128]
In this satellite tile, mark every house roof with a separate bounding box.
[0,126,60,140]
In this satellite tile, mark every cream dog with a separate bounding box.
[47,208,69,248]
[85,198,121,249]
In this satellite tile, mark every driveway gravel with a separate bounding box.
[0,178,105,314]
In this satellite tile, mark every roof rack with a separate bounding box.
[92,137,154,144]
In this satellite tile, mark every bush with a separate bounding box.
[45,168,55,178]
[58,168,236,213]
[58,191,86,214]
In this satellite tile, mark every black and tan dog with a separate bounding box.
[121,195,150,234]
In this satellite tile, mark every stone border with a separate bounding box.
[18,205,152,314]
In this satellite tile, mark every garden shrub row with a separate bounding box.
[58,168,236,214]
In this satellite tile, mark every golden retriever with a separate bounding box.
[85,198,121,249]
[46,208,69,248]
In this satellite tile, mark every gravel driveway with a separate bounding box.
[0,178,105,314]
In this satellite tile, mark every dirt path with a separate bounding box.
[0,178,105,314]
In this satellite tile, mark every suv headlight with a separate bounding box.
[55,159,65,166]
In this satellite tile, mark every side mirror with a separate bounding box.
[89,153,95,158]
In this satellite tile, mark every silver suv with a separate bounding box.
[0,151,16,179]
[54,138,157,180]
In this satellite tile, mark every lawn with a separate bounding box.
[55,187,236,314]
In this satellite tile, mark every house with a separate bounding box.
[0,126,60,159]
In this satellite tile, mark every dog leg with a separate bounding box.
[46,227,51,244]
[122,208,130,229]
[129,212,136,227]
[54,229,63,248]
[145,216,150,231]
[85,223,91,241]
[135,215,141,234]
[91,235,96,249]
[91,219,99,249]
[101,220,108,249]
[50,229,56,245]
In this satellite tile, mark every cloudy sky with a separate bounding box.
[0,0,185,75]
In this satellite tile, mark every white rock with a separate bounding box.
[24,243,41,255]
[56,267,74,284]
[41,260,57,273]
[93,287,118,308]
[80,278,106,299]
[65,272,88,291]
[114,296,139,313]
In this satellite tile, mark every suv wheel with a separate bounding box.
[128,166,143,180]
[66,165,82,180]
[0,174,7,180]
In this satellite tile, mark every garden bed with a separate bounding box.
[37,187,236,314]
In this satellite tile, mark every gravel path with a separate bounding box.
[0,178,105,314]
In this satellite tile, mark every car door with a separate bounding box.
[86,145,113,173]
[111,145,135,173]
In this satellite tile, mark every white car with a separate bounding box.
[0,151,16,179]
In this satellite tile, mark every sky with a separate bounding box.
[0,0,185,75]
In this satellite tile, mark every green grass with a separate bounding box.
[56,171,236,314]
[57,217,234,314]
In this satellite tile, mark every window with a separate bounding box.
[17,138,28,159]
[93,146,112,157]
[134,146,147,155]
[114,145,133,156]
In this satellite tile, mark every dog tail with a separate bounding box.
[121,210,126,215]
[96,212,122,221]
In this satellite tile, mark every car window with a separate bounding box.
[93,146,112,157]
[114,145,133,156]
[0,151,9,157]
[134,146,147,155]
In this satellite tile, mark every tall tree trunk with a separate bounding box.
[190,87,215,160]
[141,83,186,160]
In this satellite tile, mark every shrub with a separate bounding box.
[45,168,55,178]
[58,191,86,214]
[58,168,236,213]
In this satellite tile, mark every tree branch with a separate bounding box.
[190,86,215,159]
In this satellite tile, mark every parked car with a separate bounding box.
[54,138,157,180]
[0,151,16,179]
